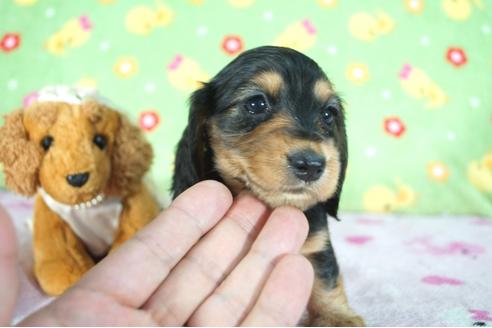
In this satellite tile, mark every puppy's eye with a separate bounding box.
[41,136,53,151]
[321,106,337,126]
[93,134,107,150]
[245,95,270,114]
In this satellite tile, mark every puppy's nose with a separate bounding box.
[288,150,325,182]
[66,172,90,188]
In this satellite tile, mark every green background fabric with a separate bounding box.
[1,0,491,217]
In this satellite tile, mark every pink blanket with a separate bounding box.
[1,191,491,326]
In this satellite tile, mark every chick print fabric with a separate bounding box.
[1,0,491,218]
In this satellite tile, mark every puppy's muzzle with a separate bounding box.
[66,172,90,188]
[288,149,325,182]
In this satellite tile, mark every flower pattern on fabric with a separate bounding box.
[346,63,369,85]
[384,117,406,138]
[427,161,450,182]
[404,0,425,14]
[317,0,337,9]
[0,1,491,219]
[113,57,138,78]
[1,33,21,52]
[222,35,244,55]
[446,47,467,67]
[139,111,160,132]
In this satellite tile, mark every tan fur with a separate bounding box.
[252,71,284,96]
[33,195,95,295]
[313,79,333,102]
[107,109,154,197]
[305,276,365,326]
[0,100,160,295]
[301,230,329,255]
[209,114,341,210]
[300,228,364,326]
[0,110,42,195]
[111,182,160,249]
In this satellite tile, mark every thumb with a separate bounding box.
[0,204,19,325]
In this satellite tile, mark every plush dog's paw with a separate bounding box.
[35,261,92,296]
[309,313,365,327]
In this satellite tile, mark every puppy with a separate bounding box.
[172,46,363,326]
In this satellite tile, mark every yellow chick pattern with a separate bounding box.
[2,1,491,218]
[167,55,209,92]
[126,2,174,35]
[349,10,395,42]
[399,64,448,109]
[363,180,417,213]
[273,19,317,52]
[442,0,484,21]
[45,16,92,55]
[13,0,37,6]
[468,153,492,193]
[228,0,256,8]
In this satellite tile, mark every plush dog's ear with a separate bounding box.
[172,85,214,198]
[0,110,42,195]
[109,113,153,197]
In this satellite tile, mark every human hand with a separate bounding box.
[1,181,314,326]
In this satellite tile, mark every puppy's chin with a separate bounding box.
[251,186,320,211]
[223,174,325,211]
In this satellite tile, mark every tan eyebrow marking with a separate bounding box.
[252,71,284,96]
[313,79,333,102]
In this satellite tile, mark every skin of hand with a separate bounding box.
[0,180,314,326]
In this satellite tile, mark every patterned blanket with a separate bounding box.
[2,191,490,326]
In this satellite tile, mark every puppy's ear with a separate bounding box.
[324,194,341,221]
[109,113,153,197]
[324,120,348,221]
[324,166,346,220]
[0,110,42,195]
[172,85,213,198]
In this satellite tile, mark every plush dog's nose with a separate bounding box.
[288,150,326,182]
[66,172,90,188]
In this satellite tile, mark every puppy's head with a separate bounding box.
[0,100,152,205]
[173,46,347,217]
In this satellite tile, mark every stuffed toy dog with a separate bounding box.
[0,86,160,296]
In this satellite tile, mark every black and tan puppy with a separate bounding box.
[172,46,364,326]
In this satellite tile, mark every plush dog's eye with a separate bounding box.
[40,136,53,151]
[93,134,107,150]
[321,106,337,125]
[245,95,270,114]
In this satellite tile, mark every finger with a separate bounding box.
[144,192,270,325]
[188,207,309,326]
[241,254,314,326]
[74,180,232,308]
[0,204,19,325]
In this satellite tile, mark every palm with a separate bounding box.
[2,181,313,326]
